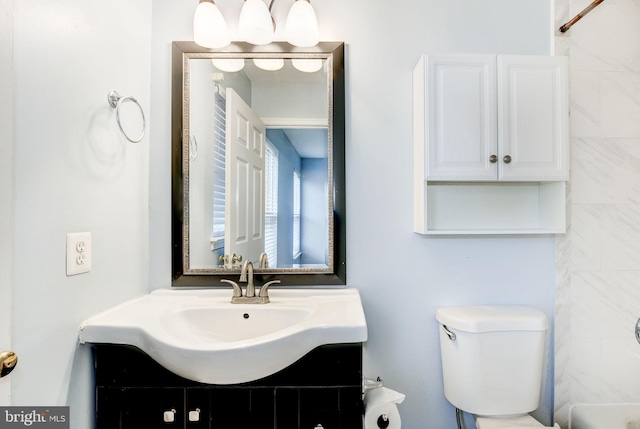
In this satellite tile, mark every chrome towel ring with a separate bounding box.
[107,90,146,143]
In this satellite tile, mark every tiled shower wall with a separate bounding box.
[554,0,640,426]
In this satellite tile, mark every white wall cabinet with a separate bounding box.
[413,54,569,235]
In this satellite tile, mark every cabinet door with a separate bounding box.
[498,56,569,181]
[210,388,275,428]
[121,388,185,429]
[300,388,340,429]
[186,388,210,429]
[425,55,497,180]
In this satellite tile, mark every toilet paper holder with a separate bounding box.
[364,377,384,390]
[363,379,405,429]
[377,414,390,428]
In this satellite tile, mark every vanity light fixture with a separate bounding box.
[238,0,274,45]
[193,0,320,49]
[193,0,231,49]
[285,0,319,48]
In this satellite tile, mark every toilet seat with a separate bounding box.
[475,414,560,429]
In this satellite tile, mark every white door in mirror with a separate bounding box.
[66,232,91,276]
[225,88,266,267]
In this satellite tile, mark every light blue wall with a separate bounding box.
[267,129,301,267]
[2,1,555,428]
[5,0,151,426]
[265,130,328,267]
[150,1,555,428]
[300,157,328,265]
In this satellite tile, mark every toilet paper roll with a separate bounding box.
[364,387,405,429]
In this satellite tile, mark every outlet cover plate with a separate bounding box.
[66,232,91,276]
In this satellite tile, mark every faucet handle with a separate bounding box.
[221,279,243,298]
[258,280,281,298]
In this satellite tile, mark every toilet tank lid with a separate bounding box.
[436,306,548,332]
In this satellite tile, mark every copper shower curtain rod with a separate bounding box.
[559,0,605,32]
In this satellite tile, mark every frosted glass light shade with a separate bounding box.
[212,58,245,72]
[193,1,231,49]
[253,58,284,71]
[238,0,274,45]
[292,58,323,73]
[285,0,319,47]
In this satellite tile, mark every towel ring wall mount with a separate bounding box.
[107,90,146,143]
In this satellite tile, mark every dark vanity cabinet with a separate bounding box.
[93,344,363,429]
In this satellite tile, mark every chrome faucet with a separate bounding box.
[221,260,280,304]
[240,260,256,298]
[258,252,269,268]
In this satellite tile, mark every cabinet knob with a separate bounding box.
[503,155,512,164]
[188,408,200,422]
[489,155,498,164]
[163,409,177,423]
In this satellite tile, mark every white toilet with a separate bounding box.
[436,306,559,429]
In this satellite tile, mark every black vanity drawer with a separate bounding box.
[94,343,363,388]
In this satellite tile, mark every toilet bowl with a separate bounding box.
[436,306,555,429]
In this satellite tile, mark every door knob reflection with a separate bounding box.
[0,351,17,377]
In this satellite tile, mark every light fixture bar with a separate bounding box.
[193,0,320,49]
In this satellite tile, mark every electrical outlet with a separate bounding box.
[66,232,91,276]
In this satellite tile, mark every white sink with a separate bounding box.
[79,288,367,384]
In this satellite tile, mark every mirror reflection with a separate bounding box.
[177,43,340,278]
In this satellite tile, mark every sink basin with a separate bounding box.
[79,288,367,384]
[165,306,314,342]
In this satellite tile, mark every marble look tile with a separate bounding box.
[571,272,611,339]
[570,0,640,72]
[572,138,640,204]
[571,139,613,204]
[555,36,571,57]
[554,401,570,429]
[571,205,602,270]
[570,338,602,403]
[601,73,640,138]
[554,295,572,427]
[554,221,572,427]
[572,271,640,339]
[555,0,571,54]
[555,0,640,420]
[600,205,640,270]
[569,72,600,137]
[572,204,640,271]
[601,337,640,401]
[556,0,571,24]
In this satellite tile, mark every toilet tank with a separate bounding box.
[436,306,548,416]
